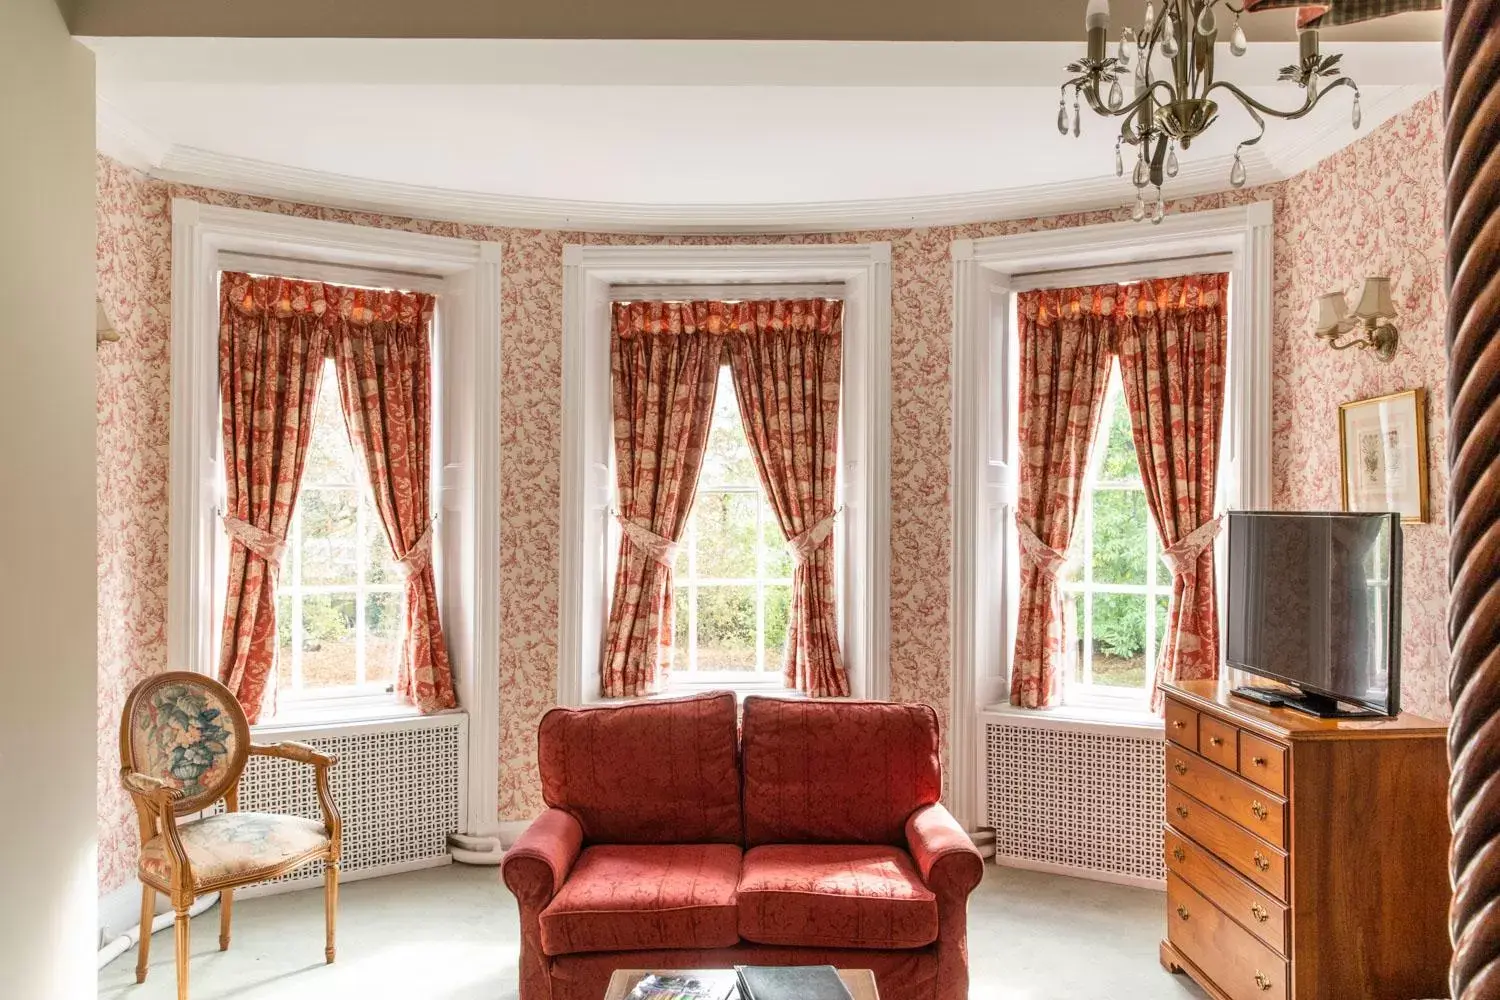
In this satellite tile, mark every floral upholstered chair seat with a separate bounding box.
[139,812,332,889]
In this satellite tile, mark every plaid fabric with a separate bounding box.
[1244,0,1438,27]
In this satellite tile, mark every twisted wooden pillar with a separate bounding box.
[1446,4,1500,998]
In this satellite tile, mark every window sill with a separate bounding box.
[980,699,1164,739]
[252,698,428,735]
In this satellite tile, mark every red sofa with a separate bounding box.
[501,692,984,1000]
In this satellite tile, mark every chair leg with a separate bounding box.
[174,907,190,1000]
[324,859,339,964]
[135,886,155,984]
[219,888,232,951]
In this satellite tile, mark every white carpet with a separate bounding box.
[99,864,1208,1000]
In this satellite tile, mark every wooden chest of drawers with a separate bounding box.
[1159,680,1451,1000]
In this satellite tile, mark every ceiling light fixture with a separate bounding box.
[1063,0,1361,223]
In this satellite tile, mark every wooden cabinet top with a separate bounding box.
[1163,680,1447,743]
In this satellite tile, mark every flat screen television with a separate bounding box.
[1225,510,1401,718]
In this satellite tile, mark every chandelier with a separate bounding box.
[1062,0,1361,223]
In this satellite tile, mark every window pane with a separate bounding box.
[1099,369,1141,483]
[275,593,293,692]
[304,368,357,486]
[695,492,757,579]
[1091,592,1147,689]
[1067,592,1084,687]
[366,519,401,585]
[764,584,791,666]
[672,589,691,669]
[763,513,794,579]
[300,488,359,585]
[1155,593,1170,656]
[694,585,756,670]
[698,367,759,491]
[1091,489,1148,584]
[366,591,400,687]
[299,592,357,689]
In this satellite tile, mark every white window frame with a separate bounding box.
[948,202,1275,830]
[168,199,503,838]
[558,243,892,705]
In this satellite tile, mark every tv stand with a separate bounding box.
[1231,685,1383,719]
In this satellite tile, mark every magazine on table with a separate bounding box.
[625,972,738,1000]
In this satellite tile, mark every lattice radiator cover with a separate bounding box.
[231,715,466,895]
[986,721,1166,885]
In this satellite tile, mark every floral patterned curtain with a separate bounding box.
[727,299,848,697]
[601,301,730,697]
[216,273,334,722]
[1011,286,1118,708]
[1114,274,1228,709]
[329,286,457,714]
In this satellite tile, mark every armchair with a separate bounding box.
[119,671,342,1000]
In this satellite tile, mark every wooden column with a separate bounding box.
[1446,4,1500,999]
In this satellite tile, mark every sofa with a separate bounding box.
[500,692,985,1000]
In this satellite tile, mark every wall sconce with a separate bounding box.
[96,300,121,346]
[1313,276,1399,362]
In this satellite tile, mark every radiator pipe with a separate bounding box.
[97,892,219,969]
[448,832,505,866]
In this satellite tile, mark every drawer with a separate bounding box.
[1198,715,1239,770]
[1165,699,1199,749]
[1168,872,1290,1000]
[1167,785,1287,899]
[1166,744,1287,849]
[1165,827,1288,956]
[1238,732,1287,796]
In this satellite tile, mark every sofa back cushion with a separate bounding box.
[538,691,742,845]
[740,697,942,846]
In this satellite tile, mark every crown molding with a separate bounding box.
[1262,83,1432,178]
[99,86,1429,235]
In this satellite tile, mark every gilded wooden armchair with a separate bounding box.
[119,671,342,1000]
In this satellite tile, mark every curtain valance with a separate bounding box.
[611,298,842,339]
[222,272,434,327]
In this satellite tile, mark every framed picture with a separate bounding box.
[1337,388,1429,523]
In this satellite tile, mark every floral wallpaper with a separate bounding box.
[94,91,1448,895]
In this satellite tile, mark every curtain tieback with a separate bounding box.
[1161,516,1222,581]
[222,513,287,567]
[395,521,437,580]
[615,514,678,569]
[787,506,843,566]
[1015,518,1070,580]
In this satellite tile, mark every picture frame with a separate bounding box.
[1337,388,1429,523]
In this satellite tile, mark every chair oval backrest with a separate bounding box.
[120,671,251,815]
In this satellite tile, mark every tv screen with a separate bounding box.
[1225,511,1401,716]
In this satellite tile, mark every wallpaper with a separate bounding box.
[94,91,1448,895]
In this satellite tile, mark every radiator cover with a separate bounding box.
[985,719,1165,886]
[232,713,466,895]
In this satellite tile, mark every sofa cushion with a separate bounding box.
[538,844,743,956]
[737,844,939,950]
[740,697,942,846]
[538,691,741,844]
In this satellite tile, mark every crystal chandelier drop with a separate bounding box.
[1062,0,1361,223]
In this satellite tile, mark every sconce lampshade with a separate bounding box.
[1353,276,1396,321]
[1313,291,1349,336]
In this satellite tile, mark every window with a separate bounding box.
[273,359,403,708]
[668,366,794,679]
[1060,362,1172,706]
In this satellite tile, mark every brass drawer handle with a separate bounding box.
[1173,761,1188,775]
[1253,851,1271,872]
[1209,736,1224,746]
[1255,972,1274,991]
[1176,904,1190,921]
[1175,805,1190,819]
[1251,800,1269,821]
[1172,847,1186,862]
[1251,902,1269,923]
[1252,755,1268,766]
[1171,719,1186,729]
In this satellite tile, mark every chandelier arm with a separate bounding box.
[1203,76,1356,123]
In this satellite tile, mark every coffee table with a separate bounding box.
[604,968,879,1000]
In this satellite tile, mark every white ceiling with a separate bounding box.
[87,39,1442,232]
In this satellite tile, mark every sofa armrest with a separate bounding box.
[502,808,584,908]
[906,802,984,898]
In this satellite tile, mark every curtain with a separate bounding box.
[216,272,334,722]
[1114,274,1228,708]
[600,301,729,698]
[1241,0,1436,28]
[1010,286,1118,709]
[329,285,457,714]
[727,299,848,697]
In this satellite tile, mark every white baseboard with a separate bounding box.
[994,853,1167,891]
[235,853,452,900]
